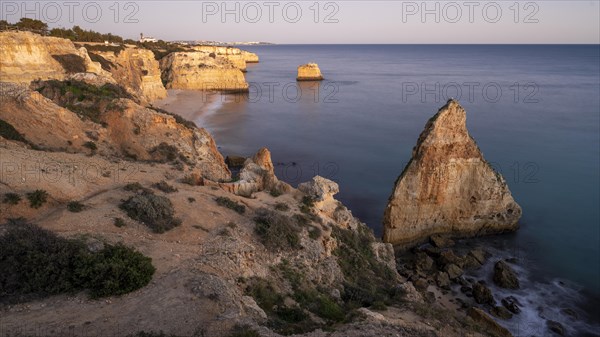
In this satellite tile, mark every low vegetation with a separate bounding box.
[253,208,301,251]
[120,190,182,233]
[26,189,49,208]
[2,193,21,205]
[114,217,126,228]
[34,79,133,124]
[274,202,290,212]
[0,221,154,302]
[215,197,246,214]
[67,201,85,213]
[331,225,399,308]
[228,325,261,337]
[299,196,315,214]
[152,181,178,193]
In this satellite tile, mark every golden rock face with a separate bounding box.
[297,63,324,81]
[383,100,522,247]
[160,52,249,92]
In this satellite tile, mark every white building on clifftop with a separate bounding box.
[139,33,158,43]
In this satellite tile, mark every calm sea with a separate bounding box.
[196,45,599,336]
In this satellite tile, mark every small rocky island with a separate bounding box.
[383,99,522,247]
[297,63,324,81]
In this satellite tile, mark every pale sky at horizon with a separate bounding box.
[1,1,599,44]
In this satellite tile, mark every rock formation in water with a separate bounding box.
[383,99,521,247]
[159,52,249,92]
[297,63,324,81]
[0,31,110,83]
[84,45,167,103]
[216,148,291,197]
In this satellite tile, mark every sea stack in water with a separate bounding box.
[383,100,521,247]
[297,63,324,81]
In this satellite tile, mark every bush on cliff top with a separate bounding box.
[120,191,182,233]
[0,221,155,302]
[253,208,301,251]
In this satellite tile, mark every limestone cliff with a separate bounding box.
[84,46,167,103]
[0,31,109,83]
[297,63,324,81]
[192,45,259,63]
[383,100,521,247]
[0,78,230,182]
[160,52,249,92]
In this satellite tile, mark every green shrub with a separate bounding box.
[0,222,154,302]
[331,225,397,308]
[152,181,178,193]
[78,243,155,298]
[245,278,282,313]
[123,182,144,192]
[274,202,290,212]
[2,193,21,205]
[308,226,322,240]
[114,217,126,228]
[26,190,48,208]
[120,192,182,233]
[270,189,282,198]
[149,142,179,163]
[299,196,315,214]
[67,201,85,212]
[83,141,97,152]
[187,197,196,203]
[215,197,245,214]
[254,208,301,251]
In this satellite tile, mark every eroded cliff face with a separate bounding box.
[0,78,230,182]
[0,31,109,83]
[383,100,521,247]
[86,46,167,103]
[192,45,259,63]
[160,52,249,91]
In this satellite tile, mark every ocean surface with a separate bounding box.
[190,45,599,336]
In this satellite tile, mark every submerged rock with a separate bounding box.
[472,281,495,305]
[383,99,522,247]
[296,63,324,81]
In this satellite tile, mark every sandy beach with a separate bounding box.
[153,89,224,127]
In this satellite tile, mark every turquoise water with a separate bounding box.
[199,45,599,335]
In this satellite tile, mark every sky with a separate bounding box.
[1,1,599,43]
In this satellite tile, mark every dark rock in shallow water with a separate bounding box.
[469,248,489,265]
[547,320,565,336]
[414,251,434,272]
[473,281,495,305]
[501,296,522,314]
[493,260,520,289]
[435,271,451,289]
[445,263,463,279]
[491,306,513,320]
[430,234,455,248]
[561,308,578,321]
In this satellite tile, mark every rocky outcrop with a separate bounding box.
[297,63,323,81]
[217,148,291,196]
[0,79,230,182]
[160,52,249,92]
[383,100,522,247]
[0,31,109,83]
[85,46,167,102]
